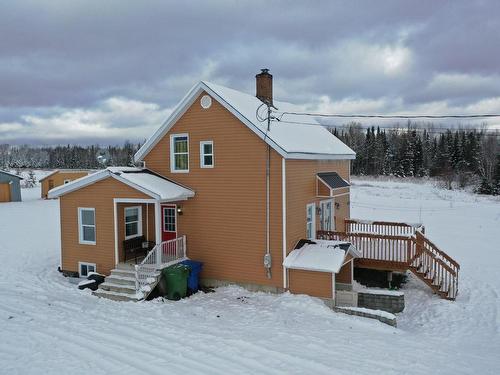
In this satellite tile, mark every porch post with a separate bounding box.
[155,200,161,245]
[155,200,162,267]
[113,199,119,265]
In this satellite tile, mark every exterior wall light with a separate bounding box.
[177,206,183,215]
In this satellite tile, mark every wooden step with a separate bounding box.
[93,289,141,302]
[99,281,136,294]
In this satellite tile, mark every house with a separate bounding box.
[49,69,460,304]
[40,170,93,199]
[0,170,23,202]
[49,69,359,302]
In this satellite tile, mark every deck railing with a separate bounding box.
[414,231,459,299]
[318,219,459,300]
[134,236,187,295]
[318,231,416,265]
[345,218,424,236]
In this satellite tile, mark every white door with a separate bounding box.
[320,199,334,231]
[306,203,316,239]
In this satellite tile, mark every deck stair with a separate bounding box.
[318,219,460,300]
[93,236,187,302]
[93,263,161,302]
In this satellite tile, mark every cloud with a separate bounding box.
[0,97,171,145]
[1,0,500,144]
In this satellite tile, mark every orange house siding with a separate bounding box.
[143,91,284,288]
[59,177,152,275]
[285,159,351,254]
[42,171,90,199]
[336,261,353,284]
[288,269,333,298]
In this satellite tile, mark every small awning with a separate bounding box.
[283,240,358,273]
[317,172,350,189]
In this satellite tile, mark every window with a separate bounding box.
[79,262,96,277]
[306,203,316,239]
[124,206,142,239]
[320,200,334,231]
[170,134,189,172]
[200,141,214,168]
[78,207,96,245]
[63,179,71,184]
[163,206,176,232]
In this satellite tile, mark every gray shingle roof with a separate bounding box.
[317,172,350,189]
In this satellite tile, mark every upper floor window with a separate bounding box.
[78,207,96,245]
[170,134,189,172]
[200,141,214,168]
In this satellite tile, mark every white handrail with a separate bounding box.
[134,236,186,295]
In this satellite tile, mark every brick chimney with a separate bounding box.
[256,68,273,105]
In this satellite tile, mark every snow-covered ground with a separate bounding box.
[0,178,498,374]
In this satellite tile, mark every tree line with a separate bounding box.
[1,125,499,195]
[332,123,499,195]
[0,142,140,170]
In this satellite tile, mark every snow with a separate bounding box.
[283,241,347,273]
[203,81,356,158]
[1,180,499,374]
[48,167,194,200]
[119,171,194,200]
[77,279,96,287]
[337,306,397,320]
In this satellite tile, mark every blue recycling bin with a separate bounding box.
[180,260,203,293]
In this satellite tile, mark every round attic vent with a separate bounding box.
[200,95,212,109]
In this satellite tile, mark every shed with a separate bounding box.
[40,169,94,199]
[0,170,23,202]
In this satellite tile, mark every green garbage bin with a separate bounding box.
[161,264,190,301]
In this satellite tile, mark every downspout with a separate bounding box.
[282,157,287,289]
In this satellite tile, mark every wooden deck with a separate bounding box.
[318,219,460,300]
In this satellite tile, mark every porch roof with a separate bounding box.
[48,167,194,201]
[283,240,359,273]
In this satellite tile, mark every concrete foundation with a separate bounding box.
[357,291,405,313]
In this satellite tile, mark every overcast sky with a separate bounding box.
[1,0,499,145]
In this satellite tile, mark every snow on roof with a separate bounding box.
[204,81,356,158]
[283,240,350,273]
[38,169,95,182]
[134,81,356,162]
[48,167,194,201]
[0,169,23,179]
[118,171,194,201]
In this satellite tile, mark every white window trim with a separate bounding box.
[170,133,189,173]
[162,205,177,234]
[200,140,214,168]
[78,207,96,245]
[124,206,143,240]
[78,262,96,277]
[306,203,316,239]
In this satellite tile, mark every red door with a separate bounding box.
[161,204,177,242]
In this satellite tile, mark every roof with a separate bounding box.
[39,169,94,182]
[48,167,195,201]
[0,170,23,180]
[134,81,356,162]
[317,172,350,189]
[283,239,359,273]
